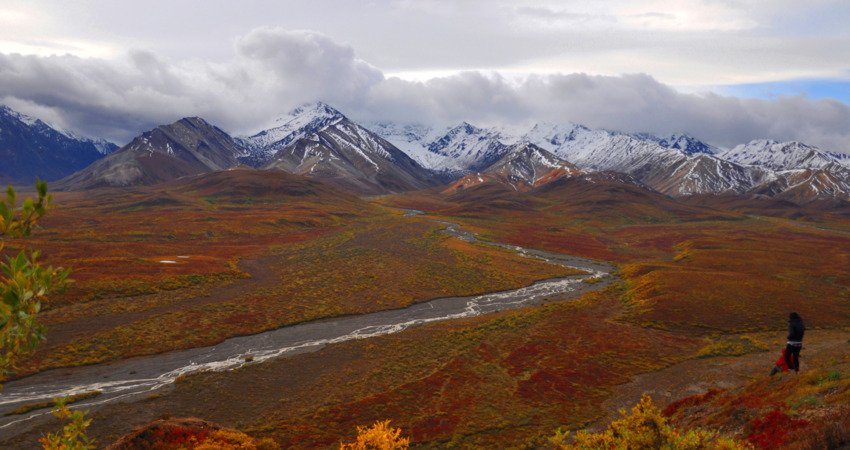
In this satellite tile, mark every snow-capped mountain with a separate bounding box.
[57,117,244,190]
[718,140,848,171]
[36,99,850,203]
[364,121,450,170]
[517,122,618,163]
[259,107,437,195]
[426,123,513,174]
[238,102,345,166]
[442,143,581,194]
[364,121,517,179]
[368,116,850,201]
[441,122,754,197]
[752,162,850,204]
[0,105,118,183]
[368,120,728,193]
[827,151,850,167]
[630,132,719,155]
[647,154,773,197]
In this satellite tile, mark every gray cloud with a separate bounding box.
[0,28,385,143]
[362,71,850,153]
[1,28,849,154]
[514,6,618,25]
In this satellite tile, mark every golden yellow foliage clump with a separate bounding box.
[193,430,279,450]
[550,395,750,449]
[340,420,410,450]
[38,397,94,450]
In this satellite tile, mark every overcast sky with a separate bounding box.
[1,0,849,153]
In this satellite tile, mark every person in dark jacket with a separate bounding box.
[784,312,805,373]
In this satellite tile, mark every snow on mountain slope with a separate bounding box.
[519,122,616,164]
[718,140,846,171]
[650,154,773,196]
[367,121,601,176]
[426,123,513,173]
[261,116,437,195]
[827,151,850,167]
[369,118,764,197]
[0,106,116,155]
[363,121,450,170]
[630,132,719,155]
[366,112,850,202]
[536,131,769,197]
[0,105,118,183]
[752,162,850,202]
[442,143,581,194]
[57,117,244,190]
[238,102,345,166]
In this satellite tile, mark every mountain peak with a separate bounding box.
[720,140,838,171]
[630,132,718,155]
[0,105,119,183]
[57,116,244,190]
[0,104,43,128]
[449,122,483,136]
[239,103,349,165]
[285,102,346,123]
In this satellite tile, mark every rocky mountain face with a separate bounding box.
[252,105,438,195]
[630,132,719,155]
[0,105,117,184]
[16,100,850,203]
[715,140,850,203]
[368,117,850,203]
[56,117,244,190]
[718,140,847,171]
[442,143,581,194]
[369,120,756,197]
[237,103,346,167]
[52,103,437,194]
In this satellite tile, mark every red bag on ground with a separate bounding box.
[775,348,789,373]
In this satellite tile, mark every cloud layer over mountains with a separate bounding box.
[1,27,849,153]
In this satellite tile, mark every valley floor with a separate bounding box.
[3,180,850,448]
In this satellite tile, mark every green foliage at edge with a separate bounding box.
[1,180,71,388]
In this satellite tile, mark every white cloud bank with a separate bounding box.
[1,27,849,153]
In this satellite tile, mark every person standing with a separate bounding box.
[785,312,805,373]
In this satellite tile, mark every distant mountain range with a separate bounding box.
[366,116,850,203]
[0,105,117,184]
[5,103,850,204]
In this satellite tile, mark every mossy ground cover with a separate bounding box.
[5,182,850,448]
[665,362,850,449]
[381,189,850,336]
[1,289,706,449]
[5,189,577,377]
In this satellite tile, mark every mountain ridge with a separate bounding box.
[0,105,118,183]
[56,117,245,190]
[257,106,438,194]
[10,101,850,204]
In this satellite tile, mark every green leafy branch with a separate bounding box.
[38,396,95,450]
[1,180,71,387]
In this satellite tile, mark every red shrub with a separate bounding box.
[747,409,809,449]
[662,388,721,417]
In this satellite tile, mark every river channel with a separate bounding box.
[0,211,614,435]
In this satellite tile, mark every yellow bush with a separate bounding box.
[696,335,768,359]
[550,395,749,449]
[340,420,409,450]
[193,429,279,449]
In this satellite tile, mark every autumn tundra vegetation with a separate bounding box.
[1,170,849,448]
